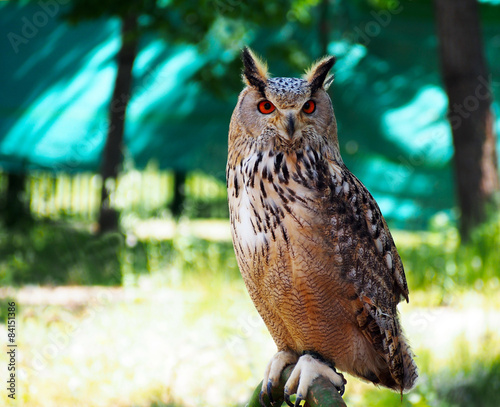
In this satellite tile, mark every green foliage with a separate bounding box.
[125,233,239,287]
[62,0,322,55]
[21,169,228,222]
[435,354,500,407]
[0,297,17,324]
[0,220,240,287]
[358,338,500,407]
[181,197,229,218]
[0,222,122,285]
[397,213,500,295]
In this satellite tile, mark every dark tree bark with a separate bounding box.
[319,0,331,56]
[2,172,32,227]
[98,14,139,233]
[171,171,187,219]
[434,0,499,241]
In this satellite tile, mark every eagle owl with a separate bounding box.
[227,48,417,406]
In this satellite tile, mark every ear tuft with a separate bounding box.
[241,47,268,93]
[304,56,336,93]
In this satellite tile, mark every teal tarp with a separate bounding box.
[1,2,500,228]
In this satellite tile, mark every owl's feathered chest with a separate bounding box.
[227,144,408,299]
[227,146,339,261]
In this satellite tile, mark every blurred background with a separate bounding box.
[0,0,499,406]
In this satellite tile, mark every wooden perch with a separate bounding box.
[247,364,348,407]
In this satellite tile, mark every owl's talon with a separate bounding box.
[283,354,345,405]
[259,390,265,407]
[283,389,294,407]
[267,380,274,404]
[261,350,299,406]
[294,394,305,407]
[338,380,345,396]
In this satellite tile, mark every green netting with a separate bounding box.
[1,2,499,227]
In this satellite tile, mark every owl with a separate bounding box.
[227,48,417,406]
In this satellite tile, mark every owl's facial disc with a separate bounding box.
[236,75,336,148]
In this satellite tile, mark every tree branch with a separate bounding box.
[247,364,348,407]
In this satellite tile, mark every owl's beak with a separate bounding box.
[285,113,296,139]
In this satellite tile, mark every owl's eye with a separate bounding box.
[258,100,276,114]
[302,100,316,114]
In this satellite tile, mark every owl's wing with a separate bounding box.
[328,161,409,303]
[326,160,410,387]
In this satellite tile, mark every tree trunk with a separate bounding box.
[171,171,187,219]
[98,14,139,233]
[434,0,499,241]
[318,0,331,57]
[2,172,31,227]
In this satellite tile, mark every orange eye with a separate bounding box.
[258,100,276,114]
[302,100,316,114]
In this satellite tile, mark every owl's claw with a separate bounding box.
[259,390,265,407]
[267,380,274,404]
[283,386,292,406]
[294,394,305,407]
[261,350,299,406]
[284,387,305,407]
[259,383,277,407]
[283,353,346,405]
[284,388,308,407]
[338,380,345,396]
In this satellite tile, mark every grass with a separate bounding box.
[0,282,274,407]
[0,278,499,407]
[396,213,500,295]
[0,215,499,406]
[0,219,239,287]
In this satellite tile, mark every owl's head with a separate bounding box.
[229,47,338,155]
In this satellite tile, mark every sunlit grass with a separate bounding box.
[0,282,275,407]
[0,278,499,407]
[0,215,499,406]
